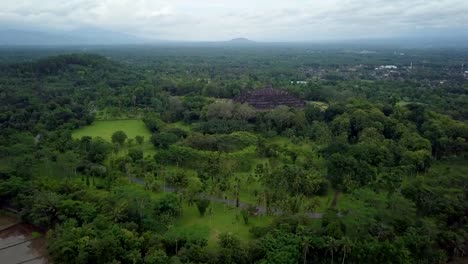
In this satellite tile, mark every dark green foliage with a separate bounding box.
[305,104,324,123]
[111,130,127,145]
[156,145,200,166]
[184,133,219,151]
[241,208,249,224]
[194,198,210,217]
[128,148,144,161]
[260,231,301,264]
[84,137,112,163]
[184,131,257,152]
[217,232,246,263]
[48,217,145,264]
[155,193,182,218]
[135,135,144,145]
[164,127,188,139]
[151,132,179,149]
[321,209,346,238]
[144,249,169,264]
[194,119,254,134]
[143,115,164,133]
[262,164,327,197]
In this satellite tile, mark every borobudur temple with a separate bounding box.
[233,86,306,109]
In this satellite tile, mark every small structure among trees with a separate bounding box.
[233,86,306,109]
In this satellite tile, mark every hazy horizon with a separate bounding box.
[1,0,468,44]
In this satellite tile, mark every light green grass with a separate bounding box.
[310,101,329,110]
[396,101,410,107]
[132,183,273,247]
[72,119,151,141]
[72,119,155,157]
[176,201,273,248]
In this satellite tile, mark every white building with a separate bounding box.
[375,65,398,70]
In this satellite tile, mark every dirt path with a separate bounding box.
[129,177,324,219]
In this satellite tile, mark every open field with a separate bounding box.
[128,183,273,247]
[72,119,155,156]
[175,200,273,248]
[72,119,151,141]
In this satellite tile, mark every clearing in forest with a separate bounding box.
[72,119,151,141]
[72,119,155,156]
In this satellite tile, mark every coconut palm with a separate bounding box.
[326,237,340,264]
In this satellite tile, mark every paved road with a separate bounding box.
[129,177,324,219]
[0,216,48,264]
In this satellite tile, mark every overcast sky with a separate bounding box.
[1,0,467,41]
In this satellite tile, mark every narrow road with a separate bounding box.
[129,177,324,219]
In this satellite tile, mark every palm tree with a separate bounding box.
[327,237,340,264]
[234,177,241,208]
[302,237,311,264]
[340,237,352,264]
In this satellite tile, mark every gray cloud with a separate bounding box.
[0,0,467,41]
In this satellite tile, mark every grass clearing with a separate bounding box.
[176,200,273,248]
[72,119,155,157]
[131,183,273,247]
[310,101,329,110]
[72,119,151,141]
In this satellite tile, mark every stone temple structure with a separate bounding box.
[233,86,306,109]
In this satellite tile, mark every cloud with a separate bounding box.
[0,0,467,41]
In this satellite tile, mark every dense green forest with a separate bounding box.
[0,46,467,264]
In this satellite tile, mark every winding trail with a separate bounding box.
[129,177,324,219]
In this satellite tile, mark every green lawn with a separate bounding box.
[131,182,272,247]
[72,119,155,157]
[175,200,273,248]
[73,119,151,141]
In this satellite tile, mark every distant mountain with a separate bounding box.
[229,37,255,43]
[0,28,150,46]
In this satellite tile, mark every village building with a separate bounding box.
[290,80,308,84]
[375,65,398,70]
